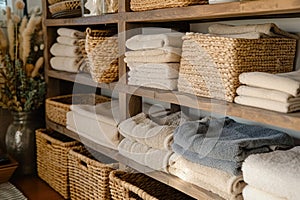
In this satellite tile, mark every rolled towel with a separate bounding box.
[234,95,300,113]
[125,32,184,50]
[239,71,300,96]
[57,28,85,39]
[128,77,178,90]
[57,36,79,46]
[242,185,287,200]
[124,52,181,63]
[50,57,83,72]
[125,47,182,57]
[242,146,300,200]
[50,43,81,57]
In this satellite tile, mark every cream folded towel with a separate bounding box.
[50,43,81,57]
[236,85,300,103]
[211,31,267,39]
[126,32,184,50]
[234,95,300,113]
[125,47,182,57]
[50,57,82,72]
[57,36,79,46]
[57,28,85,39]
[124,52,181,63]
[242,185,287,200]
[242,146,300,200]
[129,70,178,79]
[239,71,300,96]
[168,154,245,200]
[128,77,178,90]
[208,23,299,39]
[128,63,179,78]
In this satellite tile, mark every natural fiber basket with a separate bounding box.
[130,0,208,11]
[47,0,65,5]
[109,170,196,200]
[178,33,296,102]
[49,0,81,14]
[85,27,119,83]
[36,129,80,199]
[68,146,117,200]
[46,93,111,126]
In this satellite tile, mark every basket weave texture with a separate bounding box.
[68,146,117,200]
[47,0,65,5]
[36,129,80,199]
[49,0,81,14]
[85,28,119,83]
[130,0,208,11]
[46,93,111,126]
[178,33,296,102]
[109,170,196,200]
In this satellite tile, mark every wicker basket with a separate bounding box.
[49,0,82,14]
[36,129,80,199]
[46,93,111,126]
[48,0,65,5]
[109,170,196,200]
[178,33,297,102]
[68,146,117,200]
[85,27,119,83]
[130,0,208,11]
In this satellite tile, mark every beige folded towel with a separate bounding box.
[50,43,81,57]
[57,28,85,39]
[128,77,178,90]
[125,47,182,57]
[234,95,300,113]
[50,57,82,72]
[126,32,184,50]
[243,185,287,200]
[57,36,79,46]
[124,52,181,63]
[168,154,245,200]
[242,146,300,200]
[208,23,299,39]
[128,63,179,78]
[210,31,267,39]
[129,69,178,79]
[239,71,300,96]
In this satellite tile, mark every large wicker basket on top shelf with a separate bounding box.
[178,33,297,102]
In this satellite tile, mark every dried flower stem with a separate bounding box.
[7,19,14,60]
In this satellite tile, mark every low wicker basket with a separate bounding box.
[36,129,80,199]
[130,0,208,11]
[68,146,117,200]
[85,28,119,83]
[46,93,111,126]
[178,33,297,102]
[109,170,196,200]
[49,0,81,14]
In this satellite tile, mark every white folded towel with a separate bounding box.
[239,71,300,96]
[57,28,85,39]
[124,52,181,63]
[234,95,300,113]
[243,185,287,200]
[57,36,79,46]
[210,31,266,39]
[128,63,179,78]
[129,70,178,79]
[242,146,300,200]
[125,47,182,57]
[50,43,81,57]
[128,77,178,90]
[125,32,184,50]
[50,57,82,73]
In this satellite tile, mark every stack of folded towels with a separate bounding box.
[125,32,184,90]
[234,70,300,113]
[118,111,185,172]
[169,117,294,200]
[242,146,300,200]
[50,28,85,73]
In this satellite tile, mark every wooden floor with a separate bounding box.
[11,176,64,200]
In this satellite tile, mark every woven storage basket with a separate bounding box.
[46,93,111,126]
[130,0,208,11]
[36,129,80,199]
[48,0,65,5]
[68,146,117,200]
[178,33,297,102]
[85,27,119,83]
[49,0,81,14]
[109,170,196,200]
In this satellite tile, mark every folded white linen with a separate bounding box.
[128,62,179,78]
[125,47,182,57]
[211,31,266,39]
[50,57,82,73]
[242,185,287,200]
[242,146,300,200]
[57,28,85,39]
[236,85,300,103]
[57,36,79,46]
[125,32,184,50]
[124,52,181,63]
[118,138,173,172]
[239,71,300,96]
[129,70,178,79]
[128,77,178,90]
[168,154,245,200]
[234,95,300,113]
[50,43,81,57]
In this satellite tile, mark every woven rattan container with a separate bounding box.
[109,170,196,200]
[48,0,81,14]
[46,93,111,126]
[36,129,80,199]
[178,33,297,102]
[85,27,119,83]
[130,0,208,11]
[68,146,117,200]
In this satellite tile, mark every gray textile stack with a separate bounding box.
[0,182,27,200]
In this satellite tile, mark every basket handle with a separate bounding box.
[77,159,88,170]
[46,140,52,148]
[86,27,91,36]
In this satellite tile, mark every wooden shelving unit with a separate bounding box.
[42,0,300,199]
